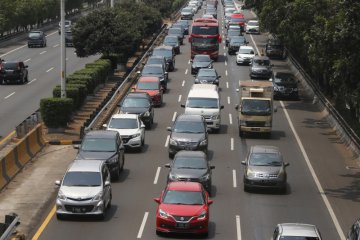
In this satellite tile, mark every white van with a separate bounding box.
[181,84,224,132]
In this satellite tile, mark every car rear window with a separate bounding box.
[3,62,18,69]
[81,138,116,152]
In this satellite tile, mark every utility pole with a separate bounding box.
[111,0,114,7]
[60,0,66,98]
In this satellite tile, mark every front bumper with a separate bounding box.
[244,177,286,189]
[168,143,207,156]
[56,198,105,216]
[156,216,209,234]
[121,135,142,149]
[274,90,298,99]
[240,126,271,133]
[236,58,251,64]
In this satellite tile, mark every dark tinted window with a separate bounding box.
[29,32,41,38]
[142,66,163,75]
[163,190,204,205]
[187,97,218,108]
[174,157,207,169]
[254,59,270,66]
[242,99,271,115]
[3,62,18,69]
[174,120,205,133]
[137,81,159,90]
[81,138,116,152]
[122,97,150,108]
[153,49,172,58]
[192,26,219,35]
[197,69,216,77]
[249,153,282,166]
[168,28,181,35]
[63,172,101,186]
[108,118,138,129]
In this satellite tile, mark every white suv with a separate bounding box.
[272,223,322,240]
[236,45,256,65]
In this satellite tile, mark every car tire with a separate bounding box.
[56,214,64,220]
[120,155,125,172]
[107,193,112,209]
[169,152,174,159]
[239,128,244,137]
[244,185,250,192]
[156,230,162,236]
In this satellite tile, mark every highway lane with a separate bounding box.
[34,2,358,240]
[0,29,99,139]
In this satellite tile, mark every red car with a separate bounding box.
[132,76,164,107]
[228,13,246,31]
[154,182,213,236]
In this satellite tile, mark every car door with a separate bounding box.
[102,166,111,206]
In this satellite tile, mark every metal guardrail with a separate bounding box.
[287,50,360,150]
[0,213,20,240]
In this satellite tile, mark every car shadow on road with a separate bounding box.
[324,172,360,203]
[117,168,130,183]
[157,221,216,239]
[57,205,118,222]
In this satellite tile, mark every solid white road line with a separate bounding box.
[226,82,229,88]
[225,70,228,76]
[46,67,54,73]
[229,113,233,125]
[27,78,37,84]
[0,45,26,58]
[178,95,182,102]
[153,167,161,184]
[137,212,149,238]
[182,80,185,87]
[250,34,261,55]
[236,215,242,240]
[224,52,226,56]
[4,92,15,99]
[39,51,46,55]
[231,138,234,151]
[188,60,190,64]
[172,112,177,122]
[24,58,31,63]
[165,135,170,147]
[225,61,227,66]
[185,69,188,75]
[232,169,237,188]
[280,101,346,240]
[53,44,59,48]
[227,96,231,104]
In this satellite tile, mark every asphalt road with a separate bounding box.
[0,29,99,139]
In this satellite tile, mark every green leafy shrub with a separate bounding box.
[40,98,73,128]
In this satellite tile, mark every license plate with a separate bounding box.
[251,128,260,131]
[176,223,189,229]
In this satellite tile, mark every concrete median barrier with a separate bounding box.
[1,150,21,180]
[0,162,8,189]
[15,138,32,166]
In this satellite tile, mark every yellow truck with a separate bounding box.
[235,80,276,138]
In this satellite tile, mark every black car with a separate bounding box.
[225,29,241,46]
[0,61,28,84]
[191,54,213,75]
[227,36,248,55]
[265,38,286,59]
[165,151,215,194]
[167,27,184,45]
[167,114,208,158]
[146,55,169,72]
[119,92,154,129]
[175,19,190,35]
[65,31,74,47]
[163,36,180,54]
[28,30,46,48]
[74,130,125,180]
[152,46,176,71]
[194,68,221,85]
[272,71,299,100]
[249,56,273,79]
[139,64,168,90]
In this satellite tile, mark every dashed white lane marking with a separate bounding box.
[153,167,161,184]
[137,212,149,238]
[225,70,228,76]
[188,60,190,64]
[229,113,233,125]
[172,112,177,122]
[227,96,231,104]
[236,215,242,240]
[182,80,185,87]
[249,34,261,55]
[232,169,237,187]
[0,45,26,58]
[39,51,46,55]
[53,44,59,47]
[165,135,170,147]
[280,101,346,239]
[73,52,76,55]
[223,46,226,50]
[226,82,229,88]
[178,95,182,102]
[185,69,188,75]
[4,92,15,99]
[24,58,31,63]
[225,61,227,66]
[231,138,234,151]
[46,67,54,72]
[27,78,37,84]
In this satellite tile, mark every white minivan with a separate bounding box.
[181,84,224,132]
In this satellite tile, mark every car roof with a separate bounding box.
[110,113,138,120]
[167,181,203,191]
[138,76,160,82]
[175,150,207,159]
[154,46,173,51]
[126,92,151,98]
[176,114,204,122]
[248,20,259,23]
[251,145,280,154]
[84,130,117,139]
[278,223,320,237]
[240,46,254,50]
[144,64,163,69]
[68,160,104,173]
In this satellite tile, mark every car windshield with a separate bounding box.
[231,37,245,44]
[254,59,270,66]
[3,62,18,69]
[80,138,116,152]
[182,8,192,13]
[163,190,204,205]
[137,81,159,90]
[187,97,218,108]
[275,73,296,83]
[62,172,101,187]
[122,98,150,108]
[153,49,172,58]
[192,26,219,35]
[108,118,138,129]
[192,37,218,47]
[164,37,178,44]
[173,121,205,133]
[239,48,254,54]
[279,237,320,240]
[230,18,245,23]
[228,30,240,36]
[174,157,207,169]
[194,55,211,62]
[142,66,163,75]
[249,153,282,166]
[241,99,271,115]
[197,69,216,77]
[169,28,181,35]
[225,8,236,13]
[147,58,163,65]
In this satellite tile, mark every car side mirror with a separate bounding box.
[104,181,111,187]
[208,199,213,205]
[141,123,145,128]
[241,161,246,165]
[154,197,160,204]
[165,163,171,168]
[220,105,224,109]
[180,104,185,108]
[102,124,108,129]
[55,180,61,186]
[210,166,215,169]
[137,71,141,74]
[284,162,290,167]
[235,104,239,110]
[73,145,80,149]
[274,106,278,112]
[167,127,172,131]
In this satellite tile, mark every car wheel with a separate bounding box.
[120,155,124,171]
[244,185,250,192]
[56,214,64,220]
[107,193,112,209]
[156,230,162,236]
[169,152,174,159]
[239,128,244,137]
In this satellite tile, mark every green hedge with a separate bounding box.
[74,68,101,87]
[40,98,73,128]
[67,74,95,93]
[53,85,86,109]
[101,54,119,70]
[85,59,112,80]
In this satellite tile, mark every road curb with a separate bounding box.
[47,140,81,145]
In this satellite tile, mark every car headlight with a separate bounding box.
[239,120,246,126]
[195,78,199,83]
[57,190,66,200]
[143,111,150,117]
[237,56,244,60]
[200,174,210,181]
[208,64,212,68]
[159,209,169,219]
[131,133,141,138]
[197,210,207,220]
[169,138,178,146]
[199,139,208,146]
[246,169,256,178]
[274,86,279,91]
[264,121,271,127]
[211,115,219,120]
[93,191,103,201]
[169,173,178,181]
[108,155,118,164]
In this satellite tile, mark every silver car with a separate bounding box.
[271,223,322,239]
[241,145,289,192]
[55,160,112,220]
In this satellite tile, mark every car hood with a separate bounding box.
[159,203,205,216]
[60,186,102,199]
[248,165,282,175]
[171,132,205,142]
[246,25,259,29]
[196,76,217,81]
[192,62,211,68]
[107,127,139,136]
[120,107,148,114]
[252,66,271,71]
[171,168,208,178]
[75,151,116,160]
[238,53,255,58]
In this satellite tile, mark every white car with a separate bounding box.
[245,20,260,34]
[236,46,256,65]
[58,20,72,34]
[103,114,145,151]
[271,223,322,240]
